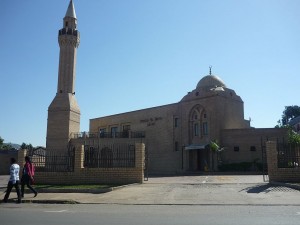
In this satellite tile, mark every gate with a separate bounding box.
[144,147,149,181]
[277,142,300,168]
[27,147,75,172]
[83,143,136,168]
[261,138,268,182]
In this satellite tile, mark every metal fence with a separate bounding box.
[28,148,75,172]
[84,143,135,168]
[277,143,300,168]
[71,131,146,139]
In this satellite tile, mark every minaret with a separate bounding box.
[46,0,80,151]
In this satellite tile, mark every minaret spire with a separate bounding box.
[57,0,80,94]
[46,0,80,152]
[65,0,77,19]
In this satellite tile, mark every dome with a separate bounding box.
[196,75,226,89]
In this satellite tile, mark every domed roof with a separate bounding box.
[196,75,226,89]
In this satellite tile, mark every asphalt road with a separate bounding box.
[1,204,300,225]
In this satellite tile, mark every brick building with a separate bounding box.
[46,1,287,176]
[89,72,287,174]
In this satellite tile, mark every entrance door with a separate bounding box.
[188,149,210,171]
[198,149,209,171]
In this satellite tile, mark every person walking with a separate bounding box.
[21,156,38,198]
[3,158,22,203]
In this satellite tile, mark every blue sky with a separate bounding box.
[0,0,299,147]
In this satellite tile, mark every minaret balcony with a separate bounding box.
[59,28,80,38]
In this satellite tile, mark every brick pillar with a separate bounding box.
[266,141,277,182]
[17,149,27,177]
[74,145,84,172]
[135,143,145,183]
[17,149,27,167]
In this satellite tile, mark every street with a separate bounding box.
[0,204,300,225]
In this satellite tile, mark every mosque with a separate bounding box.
[46,0,286,175]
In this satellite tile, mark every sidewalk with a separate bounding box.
[1,175,300,205]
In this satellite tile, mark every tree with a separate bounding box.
[21,143,27,149]
[21,142,33,150]
[0,136,3,149]
[0,136,13,150]
[287,127,300,145]
[276,106,300,145]
[2,143,13,150]
[279,105,300,126]
[210,140,225,171]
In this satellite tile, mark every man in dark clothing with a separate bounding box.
[3,158,22,203]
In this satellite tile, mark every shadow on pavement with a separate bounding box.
[240,184,300,193]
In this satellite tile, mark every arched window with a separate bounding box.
[202,112,208,135]
[189,105,208,138]
[191,108,200,136]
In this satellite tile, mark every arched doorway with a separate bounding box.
[187,105,210,171]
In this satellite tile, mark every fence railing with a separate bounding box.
[277,143,300,168]
[84,143,136,168]
[27,143,138,171]
[29,149,75,172]
[70,131,146,139]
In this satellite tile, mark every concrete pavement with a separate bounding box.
[1,175,300,205]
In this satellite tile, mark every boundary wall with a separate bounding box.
[18,143,145,185]
[0,150,18,175]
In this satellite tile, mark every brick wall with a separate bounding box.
[266,141,300,182]
[221,128,287,164]
[18,143,145,185]
[0,150,18,175]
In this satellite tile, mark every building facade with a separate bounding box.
[89,73,287,174]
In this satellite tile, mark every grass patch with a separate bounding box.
[34,184,118,190]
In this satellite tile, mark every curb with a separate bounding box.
[22,199,80,204]
[36,188,112,194]
[1,199,79,204]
